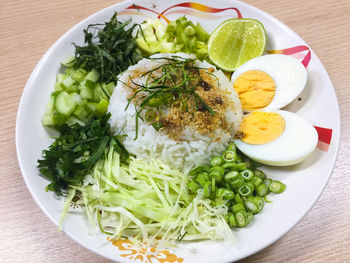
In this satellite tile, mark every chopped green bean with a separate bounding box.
[230,177,244,189]
[254,196,264,213]
[209,166,225,175]
[227,142,236,152]
[189,165,205,176]
[213,198,225,206]
[254,169,266,180]
[224,171,240,183]
[222,150,236,162]
[187,181,199,193]
[244,198,259,213]
[240,169,254,181]
[256,183,269,197]
[235,210,247,227]
[234,193,243,204]
[263,178,272,188]
[195,172,210,186]
[252,176,263,188]
[203,181,212,198]
[246,212,254,225]
[229,213,237,227]
[209,166,225,182]
[238,183,253,196]
[222,162,247,171]
[216,188,234,200]
[211,177,216,196]
[186,141,285,230]
[269,180,286,193]
[232,203,245,213]
[210,156,224,166]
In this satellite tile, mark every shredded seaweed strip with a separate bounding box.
[70,12,142,83]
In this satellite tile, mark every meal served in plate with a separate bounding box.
[37,12,318,248]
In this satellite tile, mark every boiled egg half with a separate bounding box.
[231,54,307,112]
[234,110,318,166]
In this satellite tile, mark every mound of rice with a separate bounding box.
[108,53,243,172]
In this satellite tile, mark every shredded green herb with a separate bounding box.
[37,113,129,196]
[70,12,142,83]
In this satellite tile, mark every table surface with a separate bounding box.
[1,0,350,262]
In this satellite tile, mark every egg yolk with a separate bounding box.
[234,70,276,111]
[239,111,285,144]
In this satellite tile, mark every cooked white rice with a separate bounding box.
[108,53,243,172]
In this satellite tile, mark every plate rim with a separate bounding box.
[15,0,341,262]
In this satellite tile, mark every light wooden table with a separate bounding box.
[1,0,349,262]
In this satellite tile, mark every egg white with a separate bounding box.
[234,110,318,166]
[231,54,307,112]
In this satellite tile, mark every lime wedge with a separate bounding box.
[208,19,266,71]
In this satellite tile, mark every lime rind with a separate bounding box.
[208,18,267,72]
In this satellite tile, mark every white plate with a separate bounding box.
[16,0,340,262]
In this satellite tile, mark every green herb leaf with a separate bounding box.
[37,113,129,196]
[71,13,142,83]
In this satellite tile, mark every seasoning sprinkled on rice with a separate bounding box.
[108,53,243,172]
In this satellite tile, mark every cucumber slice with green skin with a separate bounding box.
[72,105,91,121]
[64,67,75,76]
[43,94,56,116]
[52,112,66,125]
[80,86,94,100]
[55,90,77,116]
[94,84,109,101]
[94,99,109,117]
[85,69,100,83]
[42,111,66,126]
[60,75,76,90]
[60,56,75,67]
[66,116,85,126]
[54,74,67,90]
[65,83,79,93]
[83,79,96,89]
[104,82,115,97]
[86,102,98,112]
[72,68,88,83]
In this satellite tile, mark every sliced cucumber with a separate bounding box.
[43,94,56,116]
[54,74,67,90]
[42,111,66,126]
[60,75,76,90]
[52,112,66,125]
[86,102,98,112]
[94,99,109,117]
[66,116,85,126]
[72,68,87,82]
[55,90,77,116]
[60,56,75,67]
[71,92,83,105]
[85,69,100,83]
[41,115,54,126]
[72,105,91,121]
[64,67,75,76]
[103,82,115,97]
[94,84,109,101]
[80,86,94,100]
[65,83,79,93]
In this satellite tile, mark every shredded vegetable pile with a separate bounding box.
[61,146,234,246]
